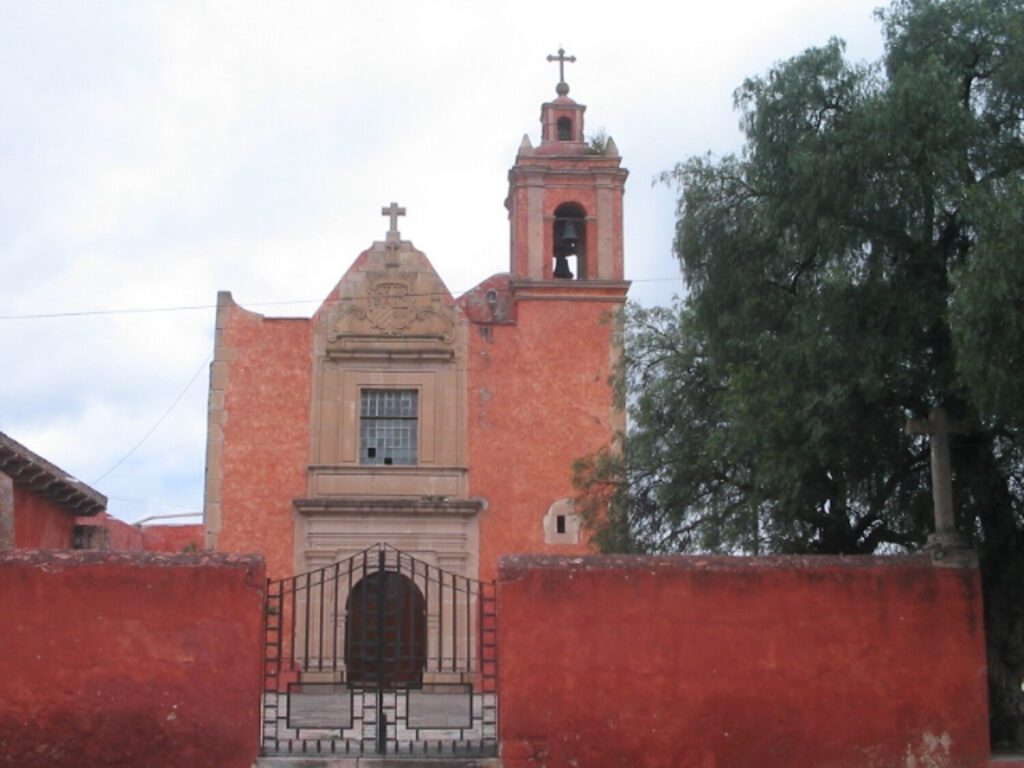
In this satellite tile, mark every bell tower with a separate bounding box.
[506,49,628,282]
[464,51,629,582]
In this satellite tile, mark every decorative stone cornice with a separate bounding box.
[510,278,631,302]
[293,496,484,518]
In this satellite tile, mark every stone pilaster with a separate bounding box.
[202,291,235,551]
[0,471,13,550]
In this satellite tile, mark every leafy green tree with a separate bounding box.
[577,0,1024,745]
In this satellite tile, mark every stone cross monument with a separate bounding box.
[905,407,972,558]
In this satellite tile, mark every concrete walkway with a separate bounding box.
[254,754,1024,767]
[253,753,1024,767]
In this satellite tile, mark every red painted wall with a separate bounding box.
[88,512,145,550]
[468,294,622,582]
[74,516,203,553]
[12,485,76,548]
[143,523,203,552]
[215,303,311,579]
[498,555,990,768]
[105,516,143,550]
[0,550,265,768]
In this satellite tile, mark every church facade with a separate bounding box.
[202,76,629,583]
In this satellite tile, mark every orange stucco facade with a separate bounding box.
[206,305,311,578]
[467,287,624,582]
[203,84,628,583]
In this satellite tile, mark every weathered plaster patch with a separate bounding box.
[904,731,953,767]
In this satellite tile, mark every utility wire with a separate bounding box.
[0,276,683,321]
[108,495,202,511]
[91,353,213,485]
[0,299,316,320]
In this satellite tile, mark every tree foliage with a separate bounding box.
[576,0,1024,745]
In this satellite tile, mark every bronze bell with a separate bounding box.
[559,219,580,249]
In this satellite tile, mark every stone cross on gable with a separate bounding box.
[905,406,970,550]
[382,202,406,242]
[381,202,406,268]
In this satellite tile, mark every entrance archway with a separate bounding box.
[263,545,497,756]
[345,569,426,686]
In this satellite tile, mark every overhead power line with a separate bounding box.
[108,495,202,511]
[0,276,683,321]
[0,299,317,321]
[91,352,213,485]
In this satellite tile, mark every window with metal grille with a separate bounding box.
[359,389,418,466]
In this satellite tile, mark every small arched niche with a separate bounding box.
[552,202,586,280]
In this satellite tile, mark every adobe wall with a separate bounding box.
[81,512,144,550]
[72,516,203,553]
[0,550,265,768]
[104,515,143,549]
[12,485,76,548]
[207,294,311,579]
[468,294,622,582]
[142,523,203,552]
[498,554,990,768]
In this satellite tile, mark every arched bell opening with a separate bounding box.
[345,569,426,687]
[552,202,586,280]
[556,116,573,141]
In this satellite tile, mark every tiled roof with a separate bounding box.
[0,432,106,517]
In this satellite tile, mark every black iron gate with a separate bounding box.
[261,544,498,757]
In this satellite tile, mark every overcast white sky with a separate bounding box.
[0,1,886,525]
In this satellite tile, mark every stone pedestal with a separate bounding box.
[925,533,978,567]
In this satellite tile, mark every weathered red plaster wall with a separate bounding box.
[12,485,76,548]
[86,512,144,550]
[498,555,990,768]
[143,523,203,552]
[215,304,311,579]
[0,550,265,768]
[72,516,202,552]
[468,296,620,582]
[106,517,143,549]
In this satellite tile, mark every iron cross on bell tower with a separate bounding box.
[546,47,576,96]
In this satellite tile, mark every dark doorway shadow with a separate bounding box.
[345,569,426,686]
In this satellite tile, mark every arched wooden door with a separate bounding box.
[345,569,426,687]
